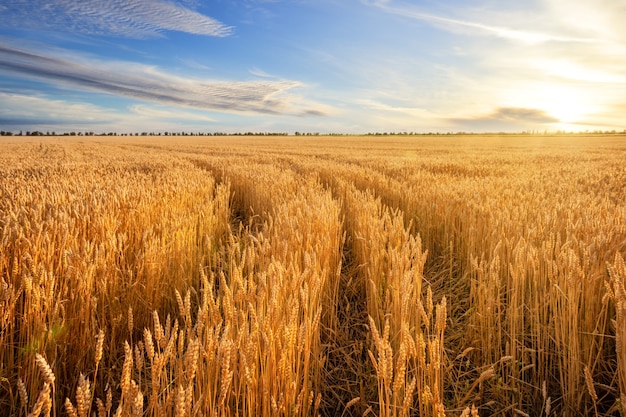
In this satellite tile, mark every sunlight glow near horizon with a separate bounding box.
[0,0,624,134]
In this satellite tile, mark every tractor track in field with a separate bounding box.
[187,151,472,415]
[320,219,374,416]
[189,154,375,415]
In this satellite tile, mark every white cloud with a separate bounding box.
[249,67,275,78]
[0,0,232,38]
[129,105,216,122]
[177,58,212,71]
[357,98,437,119]
[535,59,626,84]
[370,1,598,45]
[545,0,626,43]
[0,92,124,126]
[0,92,220,132]
[0,43,328,116]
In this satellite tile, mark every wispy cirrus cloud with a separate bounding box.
[0,0,232,38]
[249,67,275,78]
[0,92,217,132]
[0,43,327,116]
[368,1,597,45]
[0,92,124,127]
[535,59,626,84]
[129,105,216,122]
[546,0,626,43]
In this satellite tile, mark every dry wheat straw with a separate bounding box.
[3,136,626,416]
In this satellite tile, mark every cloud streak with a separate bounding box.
[0,92,219,132]
[449,107,560,131]
[370,1,597,45]
[484,107,560,123]
[129,105,216,122]
[0,0,232,38]
[0,92,124,127]
[0,44,326,116]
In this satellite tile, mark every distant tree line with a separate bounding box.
[365,129,626,136]
[0,130,300,136]
[1,129,626,137]
[0,131,291,137]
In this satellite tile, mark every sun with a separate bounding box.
[524,59,618,130]
[506,79,599,131]
[543,91,588,124]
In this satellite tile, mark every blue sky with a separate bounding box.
[1,0,625,134]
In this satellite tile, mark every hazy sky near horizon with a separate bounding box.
[1,0,625,134]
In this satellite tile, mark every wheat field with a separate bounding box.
[1,134,625,417]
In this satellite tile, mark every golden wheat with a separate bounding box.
[2,135,625,416]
